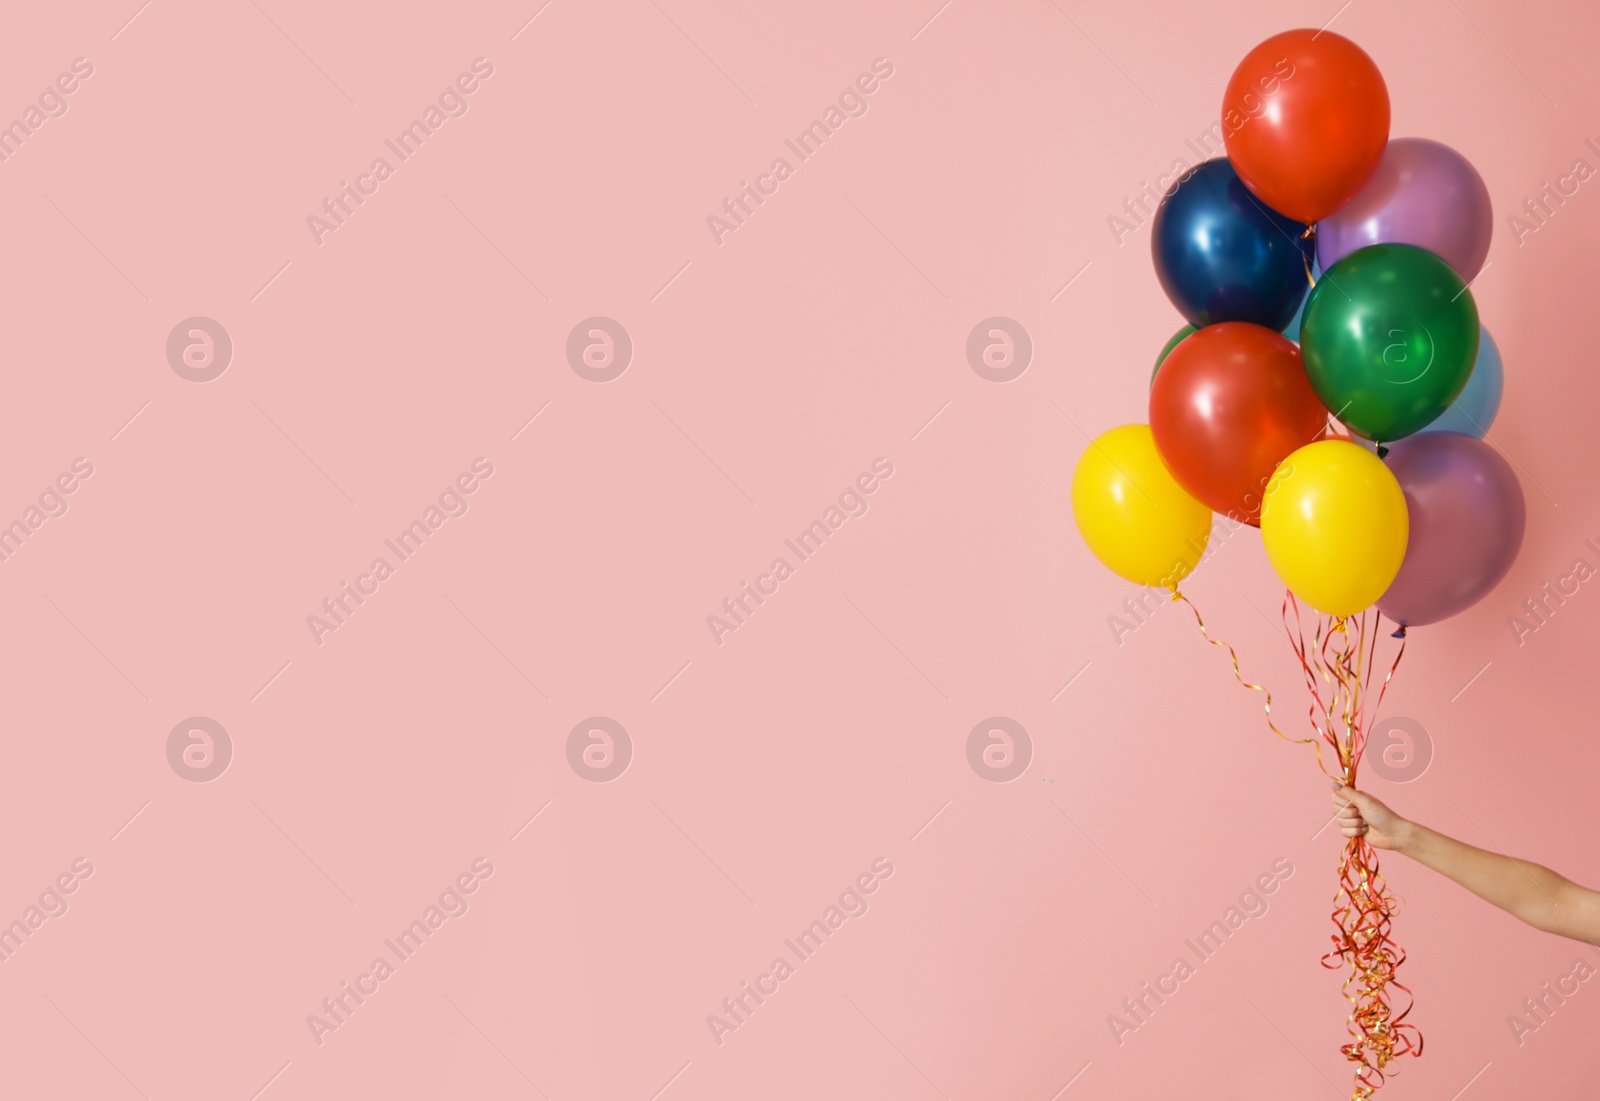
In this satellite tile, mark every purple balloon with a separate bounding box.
[1378,433,1525,627]
[1317,138,1493,282]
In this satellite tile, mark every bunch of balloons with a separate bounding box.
[1073,28,1524,627]
[1070,28,1528,1099]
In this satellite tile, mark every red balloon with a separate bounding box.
[1222,29,1389,224]
[1149,323,1329,525]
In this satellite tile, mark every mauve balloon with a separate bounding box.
[1377,432,1525,627]
[1317,138,1493,283]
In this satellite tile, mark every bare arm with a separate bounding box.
[1334,785,1600,945]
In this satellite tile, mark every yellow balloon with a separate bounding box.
[1071,424,1213,587]
[1260,439,1409,617]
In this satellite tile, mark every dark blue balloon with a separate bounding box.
[1152,158,1312,331]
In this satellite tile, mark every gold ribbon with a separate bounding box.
[1176,586,1421,1099]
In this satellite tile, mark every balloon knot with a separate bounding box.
[1391,625,1407,639]
[1375,444,1390,459]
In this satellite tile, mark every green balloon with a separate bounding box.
[1151,324,1198,385]
[1300,243,1479,442]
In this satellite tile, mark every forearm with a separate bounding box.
[1397,820,1590,938]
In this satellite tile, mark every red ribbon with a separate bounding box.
[1176,587,1421,1098]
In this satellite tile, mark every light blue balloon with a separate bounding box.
[1423,326,1502,437]
[1281,262,1320,343]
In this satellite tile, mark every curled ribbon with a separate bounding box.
[1175,585,1421,1099]
[1286,599,1421,1098]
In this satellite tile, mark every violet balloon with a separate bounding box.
[1377,433,1525,627]
[1317,138,1493,283]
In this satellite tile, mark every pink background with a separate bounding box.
[2,0,1598,1097]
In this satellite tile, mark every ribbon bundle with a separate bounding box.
[1174,587,1420,1098]
[1290,604,1421,1097]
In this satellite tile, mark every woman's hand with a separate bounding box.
[1331,783,1600,945]
[1332,785,1411,851]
